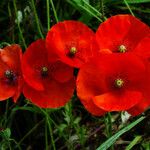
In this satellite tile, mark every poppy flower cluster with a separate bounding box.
[0,14,150,116]
[77,15,150,116]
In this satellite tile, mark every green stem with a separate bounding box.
[79,4,103,22]
[31,0,44,39]
[123,0,135,16]
[16,119,44,147]
[46,114,56,150]
[4,99,10,127]
[0,42,11,48]
[100,0,105,21]
[105,113,114,150]
[40,108,56,150]
[50,0,59,23]
[13,0,27,49]
[46,0,50,30]
[8,142,12,150]
[10,139,21,150]
[82,0,107,21]
[45,119,49,150]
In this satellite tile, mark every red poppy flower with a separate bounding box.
[0,44,23,102]
[22,39,75,108]
[96,15,150,56]
[46,20,98,68]
[77,53,150,115]
[128,99,149,116]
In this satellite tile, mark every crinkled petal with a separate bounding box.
[22,39,48,91]
[23,78,75,108]
[96,14,150,52]
[51,61,74,83]
[0,80,16,101]
[46,20,98,68]
[127,99,149,116]
[93,90,142,111]
[133,35,150,59]
[0,44,22,72]
[81,98,106,116]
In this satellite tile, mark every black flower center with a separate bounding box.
[5,70,14,80]
[4,70,17,85]
[41,66,48,77]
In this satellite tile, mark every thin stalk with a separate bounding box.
[8,2,15,43]
[107,112,112,137]
[0,42,10,48]
[104,116,109,137]
[45,120,49,150]
[13,0,27,48]
[46,0,50,30]
[104,113,114,150]
[31,0,44,38]
[78,4,103,22]
[82,0,107,21]
[8,142,12,150]
[10,139,21,150]
[49,0,59,23]
[100,0,106,21]
[123,0,135,16]
[108,113,114,150]
[16,119,44,147]
[46,114,56,150]
[39,108,56,150]
[4,99,10,127]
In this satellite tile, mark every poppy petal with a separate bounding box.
[0,80,16,101]
[0,53,22,101]
[22,39,48,91]
[96,14,150,52]
[127,99,149,116]
[12,77,24,102]
[77,53,148,113]
[0,44,22,71]
[133,35,150,59]
[51,61,74,83]
[23,78,75,108]
[93,90,142,111]
[81,98,106,116]
[46,20,98,68]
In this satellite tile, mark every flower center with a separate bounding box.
[115,78,124,88]
[118,45,126,53]
[5,70,14,80]
[70,47,77,55]
[41,66,48,77]
[4,70,17,85]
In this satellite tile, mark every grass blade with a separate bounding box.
[96,116,145,150]
[125,135,142,150]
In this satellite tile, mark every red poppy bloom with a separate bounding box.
[22,39,75,108]
[46,20,98,68]
[96,15,150,56]
[77,53,150,115]
[0,44,23,102]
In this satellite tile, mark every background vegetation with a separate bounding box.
[0,0,150,149]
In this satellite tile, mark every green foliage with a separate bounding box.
[0,0,150,149]
[97,116,145,150]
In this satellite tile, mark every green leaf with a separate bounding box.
[12,106,40,114]
[126,0,150,3]
[66,0,104,22]
[104,0,150,4]
[96,116,145,150]
[0,128,11,140]
[125,135,142,150]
